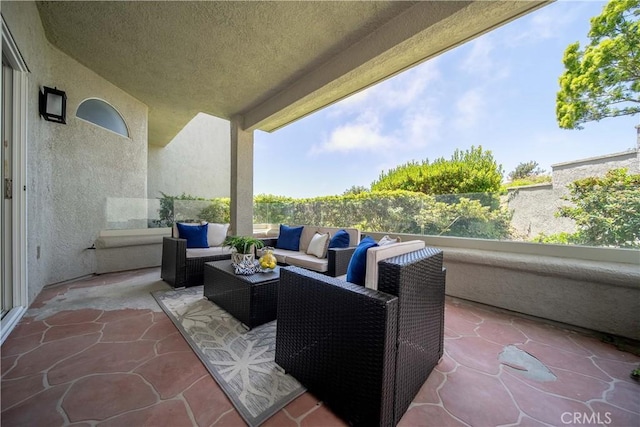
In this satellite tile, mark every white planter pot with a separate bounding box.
[232,252,254,266]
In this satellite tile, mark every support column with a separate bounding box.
[230,117,254,236]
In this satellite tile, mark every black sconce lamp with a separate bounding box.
[39,86,67,124]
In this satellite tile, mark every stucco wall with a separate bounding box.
[507,149,639,239]
[441,247,640,341]
[2,2,148,302]
[147,113,230,200]
[552,150,639,189]
[506,184,576,239]
[367,232,640,341]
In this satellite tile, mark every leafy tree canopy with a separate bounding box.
[557,168,640,247]
[508,161,546,181]
[342,185,369,196]
[556,0,640,129]
[370,146,503,195]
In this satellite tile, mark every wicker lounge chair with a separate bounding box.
[275,247,446,427]
[160,236,231,288]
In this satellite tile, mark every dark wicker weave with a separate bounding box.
[160,237,231,288]
[259,237,356,277]
[204,260,279,329]
[326,246,356,276]
[275,247,445,427]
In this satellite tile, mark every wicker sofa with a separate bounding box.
[160,223,232,288]
[275,247,446,427]
[259,226,360,277]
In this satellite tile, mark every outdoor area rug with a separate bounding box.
[152,286,305,426]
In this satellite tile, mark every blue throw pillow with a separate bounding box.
[176,223,209,248]
[346,236,378,286]
[276,225,304,251]
[328,229,350,248]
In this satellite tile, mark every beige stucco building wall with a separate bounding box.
[2,2,148,302]
[508,148,639,240]
[147,113,230,200]
[552,149,639,189]
[506,184,576,239]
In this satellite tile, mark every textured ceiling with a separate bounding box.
[36,1,549,146]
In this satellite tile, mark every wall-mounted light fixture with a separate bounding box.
[39,86,67,124]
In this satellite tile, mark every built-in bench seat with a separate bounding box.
[95,228,170,274]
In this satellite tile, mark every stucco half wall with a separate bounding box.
[366,232,640,341]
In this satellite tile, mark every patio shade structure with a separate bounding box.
[0,1,555,333]
[36,0,550,145]
[33,0,550,237]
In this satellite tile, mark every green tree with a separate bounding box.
[508,161,545,181]
[556,0,640,129]
[557,168,640,247]
[155,192,230,226]
[155,192,204,227]
[371,146,504,196]
[199,198,230,224]
[342,185,369,195]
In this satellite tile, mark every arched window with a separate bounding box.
[76,99,129,137]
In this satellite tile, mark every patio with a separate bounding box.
[2,267,638,426]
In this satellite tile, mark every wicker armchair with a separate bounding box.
[275,247,446,427]
[160,237,231,288]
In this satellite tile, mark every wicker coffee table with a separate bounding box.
[203,260,279,329]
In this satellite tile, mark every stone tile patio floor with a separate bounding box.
[1,267,638,427]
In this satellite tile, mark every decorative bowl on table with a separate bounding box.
[233,260,259,276]
[258,247,277,272]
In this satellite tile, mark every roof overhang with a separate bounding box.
[36,1,551,146]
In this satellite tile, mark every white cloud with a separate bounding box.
[312,60,442,155]
[328,59,441,117]
[459,35,511,81]
[402,103,444,149]
[310,113,395,154]
[454,89,485,129]
[460,36,495,76]
[504,2,585,47]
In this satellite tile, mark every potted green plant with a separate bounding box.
[224,236,265,265]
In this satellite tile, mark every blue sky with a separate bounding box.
[254,1,639,198]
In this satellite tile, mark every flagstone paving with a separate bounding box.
[1,267,638,426]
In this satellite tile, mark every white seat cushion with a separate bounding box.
[186,246,232,258]
[268,248,300,264]
[286,253,329,273]
[364,240,426,290]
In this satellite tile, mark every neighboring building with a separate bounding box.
[508,130,640,239]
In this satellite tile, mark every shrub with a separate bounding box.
[155,192,230,226]
[504,175,552,188]
[557,168,640,248]
[371,146,504,196]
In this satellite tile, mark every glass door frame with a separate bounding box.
[1,15,29,344]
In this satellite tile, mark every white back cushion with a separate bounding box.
[306,232,330,258]
[364,240,426,290]
[207,223,230,247]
